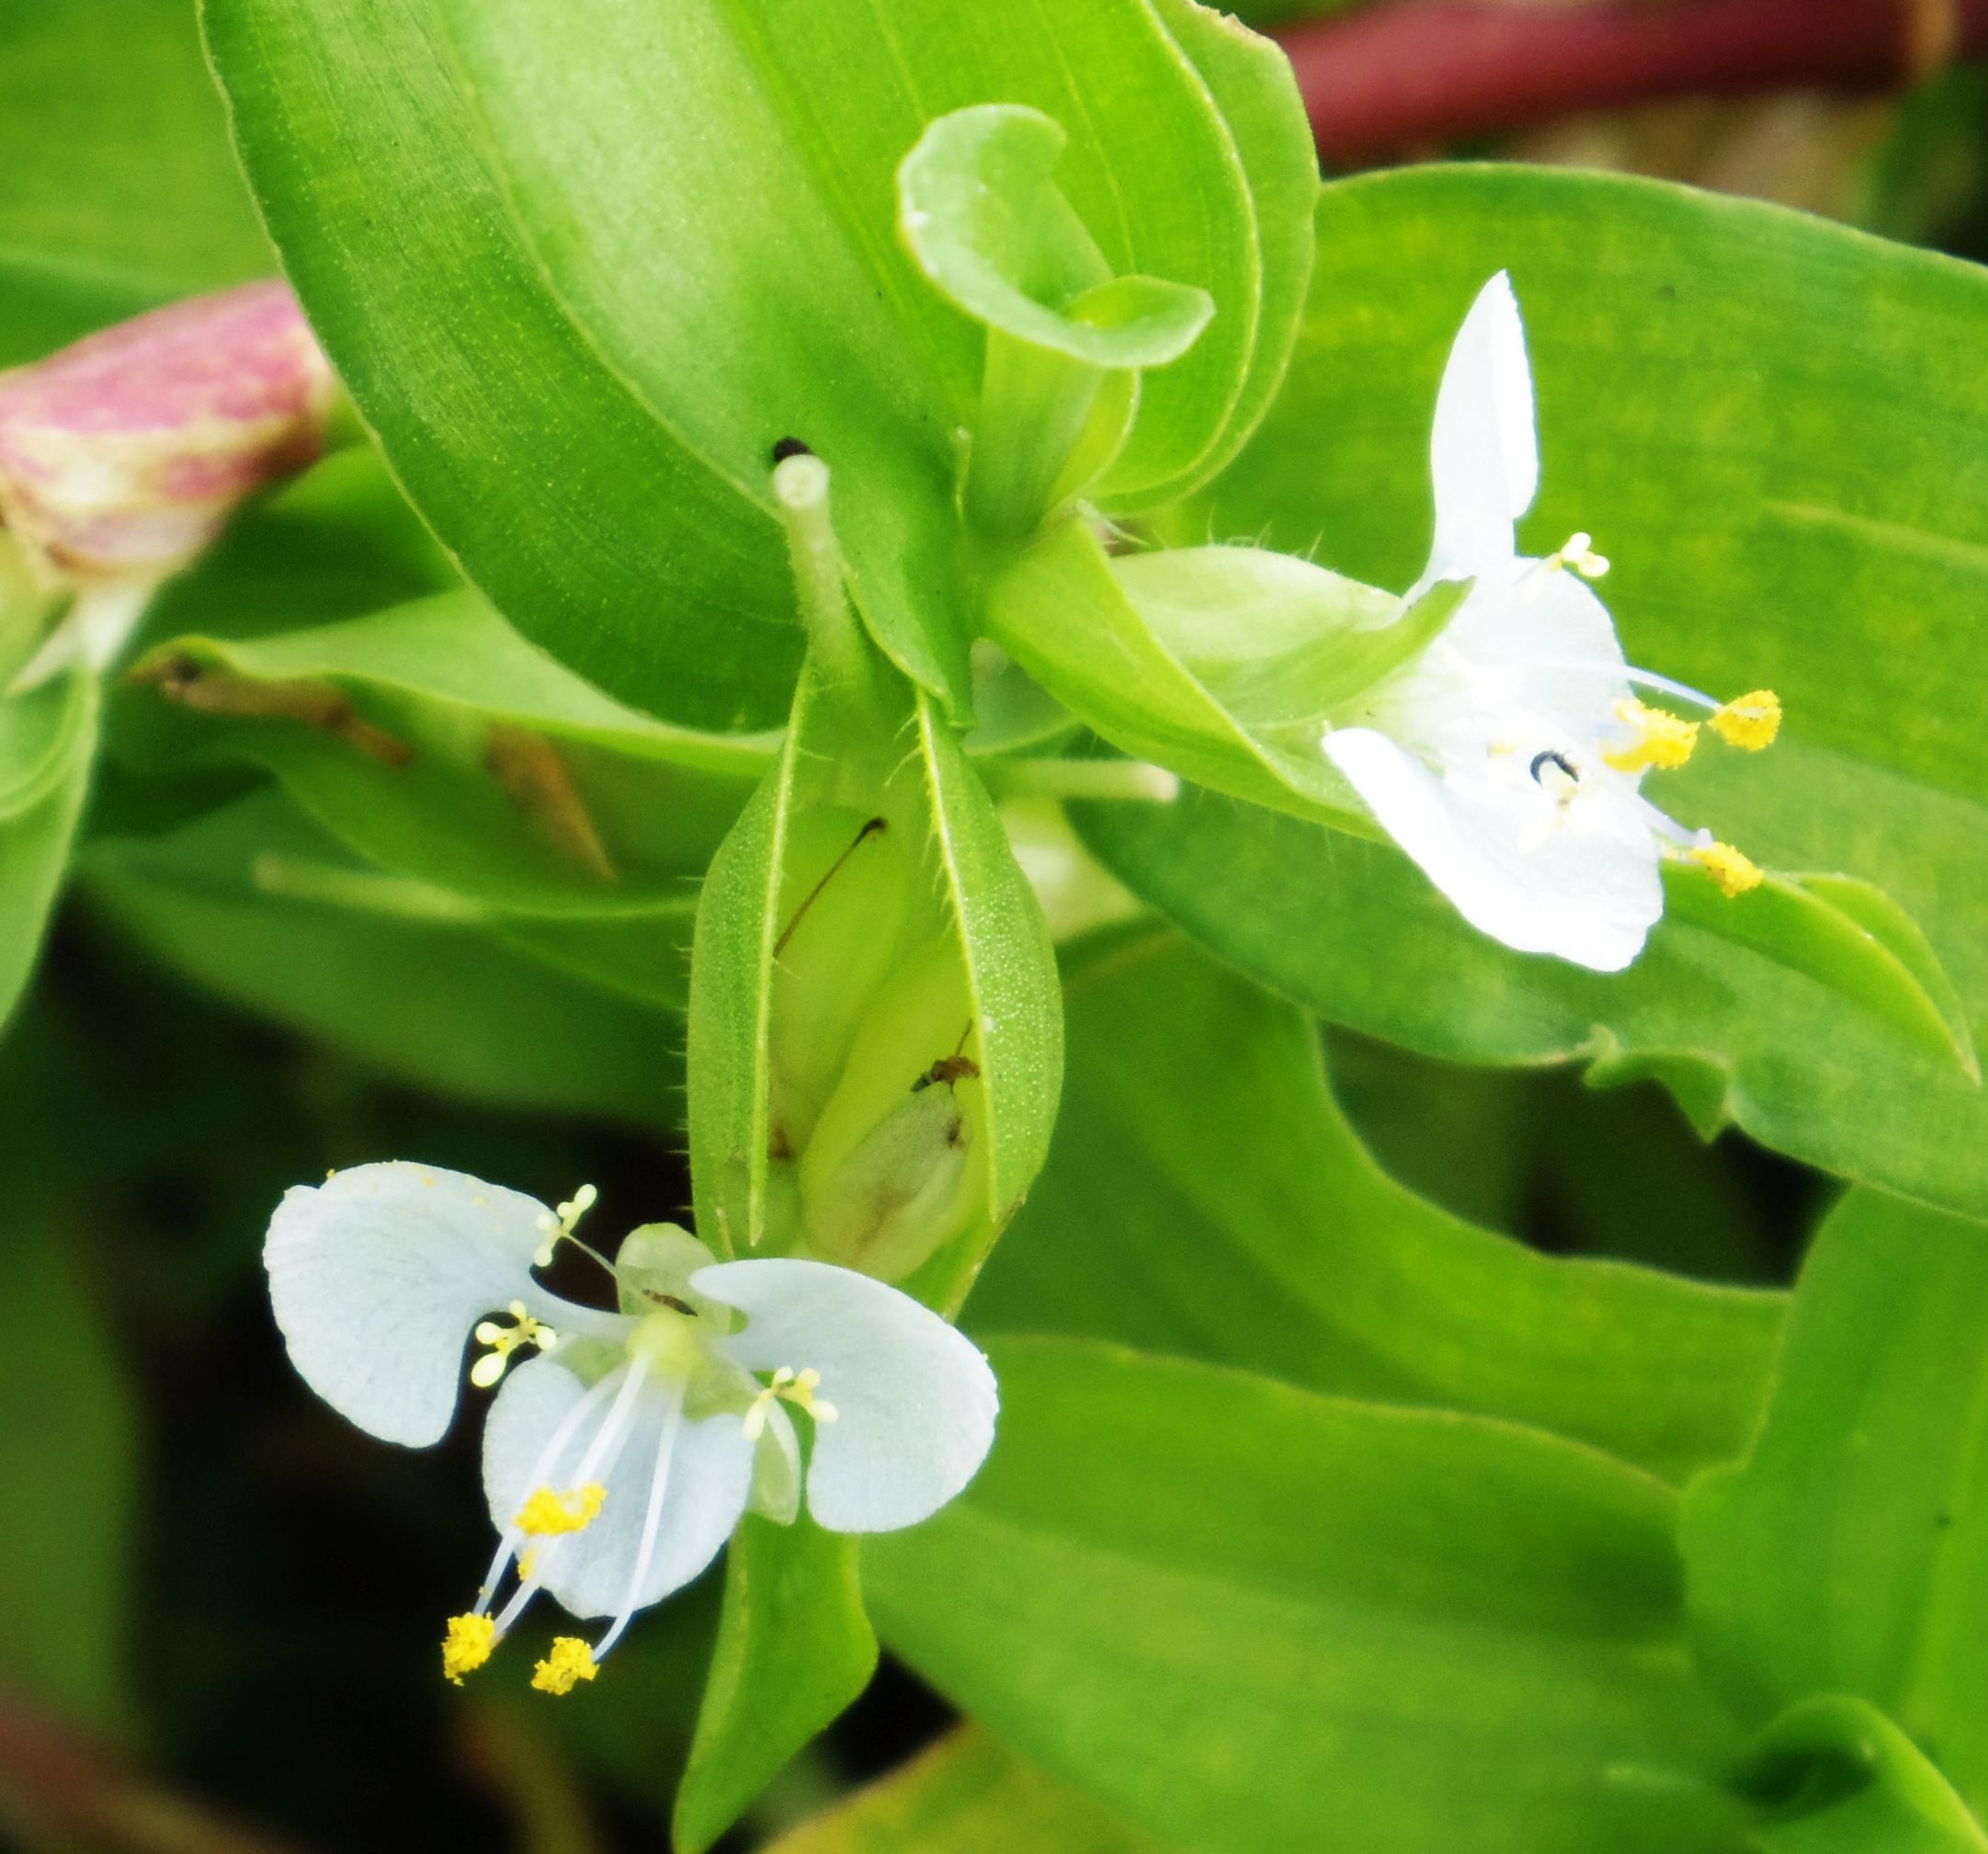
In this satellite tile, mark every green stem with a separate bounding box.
[252,853,488,923]
[773,452,868,689]
[985,756,1181,803]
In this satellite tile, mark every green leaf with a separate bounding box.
[1142,162,1988,1210]
[1076,789,1988,1223]
[969,928,1782,1481]
[1115,543,1468,729]
[1682,1189,1988,1814]
[986,518,1376,825]
[126,587,767,916]
[81,791,684,1125]
[1740,1697,1988,1853]
[203,0,1301,722]
[899,106,1212,370]
[0,0,271,363]
[761,1728,1175,1854]
[688,653,1061,1304]
[675,1515,878,1854]
[0,1202,134,1728]
[0,670,97,1034]
[866,1337,1750,1854]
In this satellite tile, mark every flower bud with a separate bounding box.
[767,805,917,1157]
[798,935,980,1282]
[1,281,336,685]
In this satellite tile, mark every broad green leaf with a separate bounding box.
[203,0,1300,722]
[125,587,767,916]
[763,1728,1175,1854]
[1132,163,1988,1210]
[1741,1697,1988,1853]
[0,0,270,363]
[866,1337,1750,1854]
[80,791,683,1126]
[688,649,1061,1306]
[1682,1189,1988,1814]
[0,1205,134,1728]
[1077,786,1988,1220]
[674,1517,877,1854]
[969,928,1782,1481]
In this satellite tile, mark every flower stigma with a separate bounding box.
[441,1612,496,1686]
[531,1637,599,1696]
[470,1302,557,1390]
[742,1366,839,1442]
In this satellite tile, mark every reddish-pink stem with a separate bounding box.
[1274,0,1988,166]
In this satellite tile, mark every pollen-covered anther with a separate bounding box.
[470,1302,556,1389]
[531,1637,599,1696]
[1687,840,1765,897]
[1547,531,1610,579]
[441,1612,497,1687]
[741,1365,839,1442]
[515,1482,608,1537]
[1711,688,1781,752]
[1603,699,1699,774]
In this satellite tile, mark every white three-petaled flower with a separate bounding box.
[1322,270,1779,972]
[265,1162,996,1693]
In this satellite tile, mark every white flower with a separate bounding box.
[265,1161,996,1693]
[1321,272,1779,972]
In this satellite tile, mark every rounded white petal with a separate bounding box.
[1444,563,1631,738]
[264,1161,615,1448]
[695,1258,998,1534]
[483,1358,755,1620]
[1324,726,1661,972]
[1426,271,1538,585]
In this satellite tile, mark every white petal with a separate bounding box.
[483,1359,755,1620]
[1426,272,1538,586]
[1324,727,1661,972]
[264,1161,617,1448]
[696,1258,997,1534]
[1443,563,1631,737]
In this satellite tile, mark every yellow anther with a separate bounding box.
[535,1182,600,1268]
[1547,531,1609,579]
[515,1483,607,1537]
[441,1612,497,1687]
[470,1302,555,1390]
[742,1364,839,1442]
[1603,699,1699,774]
[1688,841,1765,897]
[531,1636,599,1696]
[517,1549,540,1582]
[1711,688,1781,751]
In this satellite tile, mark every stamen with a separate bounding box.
[441,1612,496,1686]
[492,1359,653,1636]
[470,1302,557,1390]
[593,1387,687,1664]
[472,1363,629,1619]
[1687,840,1765,897]
[530,1637,598,1696]
[1711,689,1781,751]
[1603,699,1699,774]
[534,1182,599,1268]
[742,1365,839,1441]
[1545,531,1609,579]
[514,1483,607,1537]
